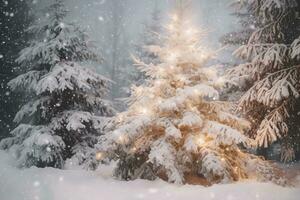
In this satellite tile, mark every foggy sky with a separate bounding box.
[62,0,238,47]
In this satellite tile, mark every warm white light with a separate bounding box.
[130,147,137,153]
[141,108,149,115]
[117,135,128,144]
[193,88,200,95]
[196,135,206,146]
[96,152,104,161]
[185,28,195,36]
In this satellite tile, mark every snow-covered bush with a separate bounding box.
[225,0,300,162]
[96,3,286,185]
[0,0,114,169]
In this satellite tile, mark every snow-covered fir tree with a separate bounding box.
[96,2,286,185]
[0,0,114,169]
[133,1,163,85]
[226,0,300,162]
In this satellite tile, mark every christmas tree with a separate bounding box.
[0,0,114,169]
[226,0,300,162]
[98,2,286,185]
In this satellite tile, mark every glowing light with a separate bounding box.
[130,147,137,153]
[117,135,128,144]
[140,107,150,115]
[193,88,200,95]
[195,135,206,146]
[96,152,104,160]
[185,28,195,36]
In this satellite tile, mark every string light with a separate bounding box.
[193,88,200,95]
[117,135,128,144]
[130,147,137,153]
[185,28,195,36]
[96,152,104,161]
[234,166,238,172]
[195,134,206,146]
[141,108,149,114]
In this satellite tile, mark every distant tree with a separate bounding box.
[0,0,32,139]
[0,0,114,169]
[100,0,128,100]
[133,1,163,85]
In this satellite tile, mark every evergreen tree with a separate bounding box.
[0,0,114,168]
[226,0,300,162]
[0,0,32,139]
[133,1,163,85]
[97,3,285,185]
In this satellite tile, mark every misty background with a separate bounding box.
[0,0,240,137]
[30,0,239,95]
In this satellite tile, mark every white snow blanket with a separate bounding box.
[0,151,299,200]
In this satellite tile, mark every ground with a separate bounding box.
[1,151,300,200]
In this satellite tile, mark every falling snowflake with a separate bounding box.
[33,181,40,187]
[98,16,104,21]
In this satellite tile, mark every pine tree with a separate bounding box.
[0,0,114,169]
[0,0,32,138]
[226,0,300,162]
[134,1,162,85]
[97,3,286,185]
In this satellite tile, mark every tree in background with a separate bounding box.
[133,0,163,85]
[0,0,32,139]
[101,0,129,101]
[0,0,114,169]
[96,2,286,185]
[226,0,300,162]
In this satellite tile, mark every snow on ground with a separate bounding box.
[0,151,300,200]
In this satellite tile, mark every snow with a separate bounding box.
[0,150,300,200]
